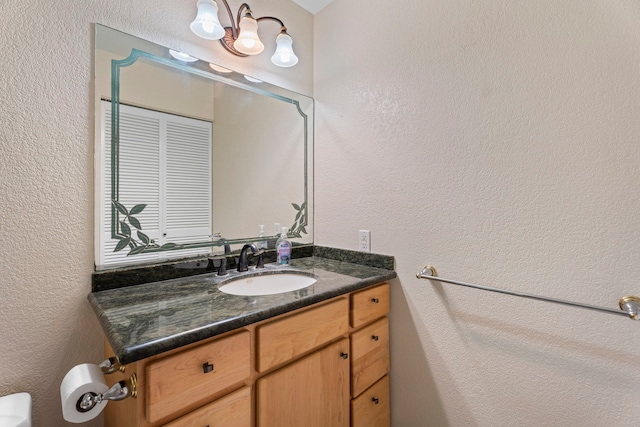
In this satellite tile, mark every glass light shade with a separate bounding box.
[209,63,233,73]
[190,0,225,40]
[234,15,264,55]
[169,50,198,62]
[244,75,263,83]
[271,33,298,67]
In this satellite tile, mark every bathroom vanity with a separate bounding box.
[89,250,395,427]
[90,24,394,427]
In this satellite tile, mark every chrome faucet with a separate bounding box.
[237,243,265,272]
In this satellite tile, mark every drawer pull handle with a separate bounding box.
[371,298,380,303]
[371,335,379,341]
[340,352,349,359]
[372,397,380,405]
[202,362,214,373]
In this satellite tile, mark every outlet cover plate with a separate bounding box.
[359,230,371,252]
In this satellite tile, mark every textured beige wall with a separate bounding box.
[315,1,640,426]
[8,0,640,425]
[0,1,312,426]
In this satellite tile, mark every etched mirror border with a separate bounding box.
[108,47,311,256]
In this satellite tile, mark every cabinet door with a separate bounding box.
[162,387,251,427]
[256,338,350,427]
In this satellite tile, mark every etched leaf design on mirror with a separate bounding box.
[289,201,308,238]
[112,200,183,255]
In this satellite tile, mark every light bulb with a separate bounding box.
[190,0,225,40]
[202,21,215,33]
[271,32,298,67]
[234,14,264,55]
[241,39,256,49]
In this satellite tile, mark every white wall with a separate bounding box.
[315,1,640,426]
[6,0,640,425]
[0,1,312,425]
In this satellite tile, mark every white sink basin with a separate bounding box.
[218,272,317,296]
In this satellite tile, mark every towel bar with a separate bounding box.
[417,265,640,320]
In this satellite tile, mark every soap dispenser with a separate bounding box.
[258,225,267,249]
[276,227,292,265]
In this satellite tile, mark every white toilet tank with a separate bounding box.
[0,392,32,427]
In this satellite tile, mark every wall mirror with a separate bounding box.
[94,24,313,270]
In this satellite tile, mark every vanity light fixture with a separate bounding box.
[190,0,299,67]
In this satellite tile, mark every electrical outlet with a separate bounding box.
[359,230,371,252]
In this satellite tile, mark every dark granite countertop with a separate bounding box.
[89,250,396,364]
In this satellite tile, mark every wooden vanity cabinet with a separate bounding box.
[103,282,390,427]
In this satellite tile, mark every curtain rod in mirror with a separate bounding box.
[190,0,299,67]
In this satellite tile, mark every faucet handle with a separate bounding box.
[256,251,265,269]
[210,256,228,276]
[217,257,228,276]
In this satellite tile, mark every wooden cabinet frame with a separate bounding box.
[103,283,390,427]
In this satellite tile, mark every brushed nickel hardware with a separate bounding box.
[77,373,137,412]
[619,296,640,320]
[99,357,125,374]
[340,352,349,359]
[203,362,214,373]
[418,265,640,320]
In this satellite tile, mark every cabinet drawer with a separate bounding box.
[146,331,250,423]
[257,298,349,372]
[350,283,389,328]
[351,375,390,427]
[257,339,350,427]
[162,386,251,427]
[351,317,389,397]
